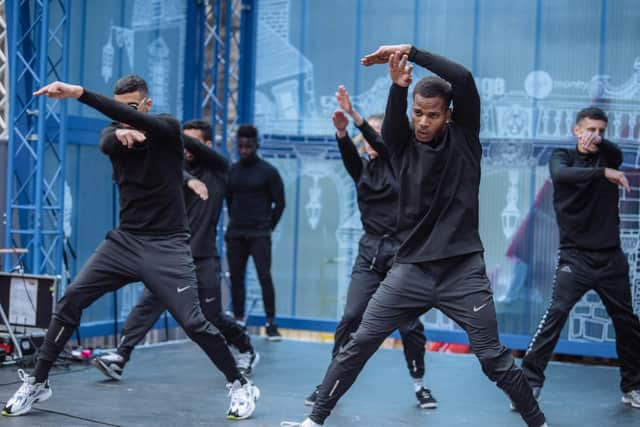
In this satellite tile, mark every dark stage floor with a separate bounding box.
[0,338,638,426]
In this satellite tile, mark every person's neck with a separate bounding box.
[239,154,259,165]
[576,144,592,155]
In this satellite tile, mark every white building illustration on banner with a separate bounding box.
[255,0,640,337]
[100,0,186,118]
[111,0,187,318]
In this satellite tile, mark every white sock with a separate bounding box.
[413,377,424,392]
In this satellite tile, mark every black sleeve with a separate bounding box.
[336,132,363,182]
[549,149,605,184]
[99,125,125,156]
[598,140,623,169]
[408,46,480,134]
[269,168,286,229]
[356,119,389,159]
[183,169,195,186]
[381,83,412,157]
[183,135,229,173]
[78,89,180,141]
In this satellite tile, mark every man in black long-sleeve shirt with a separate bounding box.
[2,77,259,420]
[92,120,259,381]
[303,86,435,410]
[282,45,546,427]
[522,107,640,409]
[226,125,285,340]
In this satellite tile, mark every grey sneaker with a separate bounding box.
[622,389,640,408]
[92,352,126,380]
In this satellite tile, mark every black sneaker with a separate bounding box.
[92,352,126,380]
[265,324,282,341]
[304,385,320,406]
[416,387,438,409]
[510,386,541,411]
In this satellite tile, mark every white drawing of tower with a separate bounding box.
[501,170,521,239]
[147,37,170,112]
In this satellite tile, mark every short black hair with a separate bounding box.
[413,76,452,109]
[114,75,148,97]
[237,124,258,140]
[575,106,608,125]
[183,119,213,142]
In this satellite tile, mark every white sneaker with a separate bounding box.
[91,351,125,380]
[622,389,640,408]
[226,379,260,420]
[236,350,260,376]
[2,369,52,416]
[281,418,322,427]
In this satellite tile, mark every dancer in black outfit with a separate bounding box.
[282,44,547,427]
[304,86,435,410]
[226,125,285,340]
[521,106,640,409]
[92,120,259,382]
[2,77,259,420]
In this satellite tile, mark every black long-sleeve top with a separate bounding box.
[549,141,622,250]
[183,135,229,258]
[225,157,285,237]
[383,47,484,263]
[337,120,397,237]
[84,89,187,235]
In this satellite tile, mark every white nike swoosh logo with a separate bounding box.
[473,303,489,312]
[177,286,190,293]
[205,297,216,303]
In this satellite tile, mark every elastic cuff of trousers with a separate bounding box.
[228,372,245,384]
[237,342,253,354]
[527,413,546,427]
[117,347,132,362]
[309,415,324,426]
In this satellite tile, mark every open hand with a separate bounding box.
[361,44,411,66]
[605,168,630,192]
[332,110,349,137]
[115,129,146,149]
[578,131,602,153]
[187,178,209,200]
[336,86,354,115]
[33,81,83,99]
[389,52,413,87]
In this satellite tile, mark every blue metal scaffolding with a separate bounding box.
[199,0,256,154]
[4,0,70,275]
[197,0,257,273]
